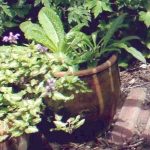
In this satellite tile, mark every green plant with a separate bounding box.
[20,7,146,69]
[0,42,90,141]
[0,46,44,141]
[51,114,85,134]
[19,7,146,132]
[33,0,112,29]
[14,0,148,68]
[0,0,31,35]
[1,6,146,140]
[116,0,146,9]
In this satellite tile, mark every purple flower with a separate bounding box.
[2,32,20,44]
[46,78,56,92]
[36,44,48,53]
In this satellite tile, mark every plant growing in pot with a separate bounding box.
[20,7,145,140]
[19,7,146,141]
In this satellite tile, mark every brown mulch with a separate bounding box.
[29,61,150,150]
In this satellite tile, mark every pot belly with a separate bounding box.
[64,62,120,123]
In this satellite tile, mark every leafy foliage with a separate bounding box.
[33,0,112,28]
[0,44,90,141]
[139,11,150,27]
[116,0,147,9]
[86,0,112,18]
[0,0,31,35]
[1,0,149,139]
[21,7,146,69]
[34,0,51,6]
[68,5,91,25]
[51,114,85,134]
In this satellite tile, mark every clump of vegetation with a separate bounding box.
[0,0,149,142]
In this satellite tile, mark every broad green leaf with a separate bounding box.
[53,91,74,101]
[139,11,150,27]
[118,43,146,63]
[20,21,57,51]
[25,126,38,134]
[38,7,65,51]
[1,5,12,17]
[93,1,111,17]
[86,0,111,18]
[3,21,18,28]
[0,87,12,93]
[101,14,126,48]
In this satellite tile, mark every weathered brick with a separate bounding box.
[110,88,147,144]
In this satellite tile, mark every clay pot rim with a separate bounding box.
[53,54,117,77]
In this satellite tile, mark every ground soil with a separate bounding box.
[28,61,150,150]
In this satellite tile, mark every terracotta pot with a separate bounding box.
[0,135,29,150]
[54,55,121,124]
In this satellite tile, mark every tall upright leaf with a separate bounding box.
[101,14,126,49]
[20,21,57,51]
[38,7,65,51]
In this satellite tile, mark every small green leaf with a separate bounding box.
[31,79,38,86]
[55,114,63,121]
[139,11,150,27]
[53,91,74,101]
[118,62,129,68]
[25,126,38,134]
[75,119,85,129]
[0,135,9,142]
[53,121,67,128]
